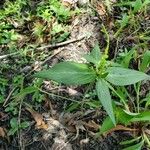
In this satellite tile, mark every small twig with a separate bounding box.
[23,36,86,75]
[39,88,81,103]
[3,87,16,107]
[18,99,24,150]
[36,35,86,50]
[0,36,86,61]
[40,49,63,66]
[24,48,64,77]
[0,52,19,60]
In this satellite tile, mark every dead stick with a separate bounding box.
[0,36,86,60]
[3,87,16,107]
[0,52,19,60]
[23,36,86,74]
[37,35,86,50]
[41,49,63,66]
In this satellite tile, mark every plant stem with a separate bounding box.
[143,131,150,148]
[39,88,81,103]
[135,82,141,113]
[107,82,129,110]
[102,24,110,57]
[98,25,110,72]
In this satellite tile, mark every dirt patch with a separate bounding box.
[55,13,103,63]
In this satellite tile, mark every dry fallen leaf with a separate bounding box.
[26,107,48,129]
[145,129,150,135]
[42,115,65,140]
[51,129,73,150]
[7,18,22,28]
[0,112,8,121]
[83,120,99,131]
[62,0,78,7]
[33,61,42,71]
[67,88,79,96]
[80,138,89,145]
[96,2,107,16]
[73,121,86,140]
[52,138,73,150]
[0,127,6,138]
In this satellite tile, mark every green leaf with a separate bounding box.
[66,103,80,112]
[123,140,144,150]
[105,0,112,12]
[140,94,150,108]
[20,121,30,129]
[143,132,150,146]
[0,78,8,85]
[106,67,149,86]
[8,127,18,136]
[115,108,133,125]
[142,0,150,6]
[55,32,70,43]
[145,97,150,108]
[100,116,115,134]
[10,118,18,128]
[140,51,150,72]
[133,0,143,13]
[85,101,101,108]
[34,62,97,85]
[120,14,129,28]
[84,43,101,67]
[14,86,38,98]
[121,48,135,68]
[123,110,140,116]
[131,111,150,122]
[120,137,141,145]
[0,95,4,103]
[96,79,116,125]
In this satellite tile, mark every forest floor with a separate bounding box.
[0,0,150,150]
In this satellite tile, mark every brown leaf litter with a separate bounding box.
[26,107,48,129]
[0,127,6,138]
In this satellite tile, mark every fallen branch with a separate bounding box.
[0,52,19,60]
[23,48,67,76]
[22,35,86,74]
[0,36,86,60]
[36,35,86,50]
[3,87,16,107]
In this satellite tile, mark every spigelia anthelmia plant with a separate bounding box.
[34,25,150,149]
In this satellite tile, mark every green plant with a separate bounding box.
[35,0,72,44]
[51,22,70,43]
[49,0,71,22]
[34,26,150,126]
[99,49,150,149]
[0,29,19,44]
[8,118,29,135]
[0,0,27,20]
[114,0,150,38]
[0,0,149,148]
[4,75,42,115]
[0,78,8,104]
[36,0,72,22]
[4,76,43,135]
